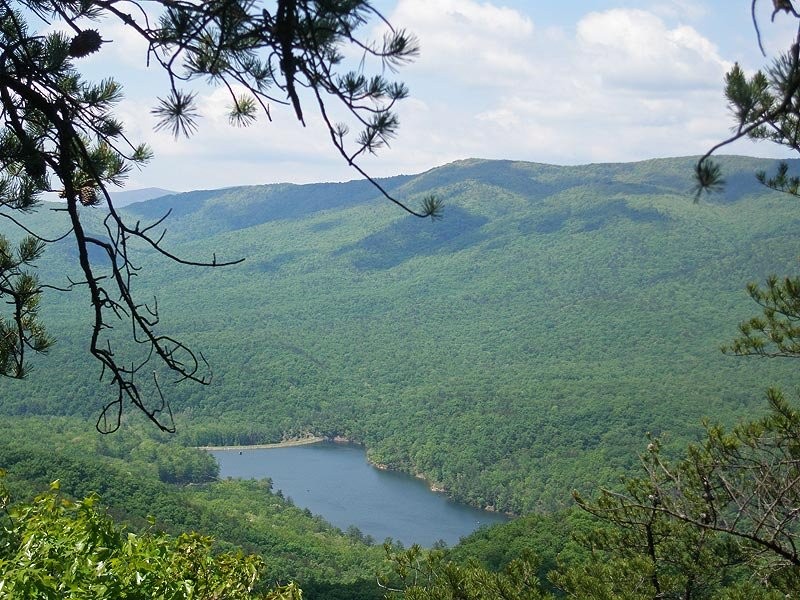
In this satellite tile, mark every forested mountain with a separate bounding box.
[1,155,797,515]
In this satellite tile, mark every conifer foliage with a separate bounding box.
[0,1,439,432]
[696,1,800,191]
[695,2,800,366]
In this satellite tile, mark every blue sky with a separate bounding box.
[64,1,800,191]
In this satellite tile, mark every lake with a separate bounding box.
[210,442,509,547]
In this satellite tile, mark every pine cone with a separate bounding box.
[78,186,100,206]
[69,29,102,58]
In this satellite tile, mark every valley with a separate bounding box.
[2,155,799,597]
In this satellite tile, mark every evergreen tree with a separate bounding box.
[381,545,552,600]
[696,1,800,196]
[0,0,441,432]
[569,396,800,597]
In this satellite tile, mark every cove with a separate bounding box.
[211,442,508,547]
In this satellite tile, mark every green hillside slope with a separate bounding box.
[0,417,388,598]
[2,155,797,513]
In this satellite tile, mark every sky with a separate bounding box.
[56,1,800,192]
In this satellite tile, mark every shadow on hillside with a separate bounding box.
[256,251,305,273]
[519,199,669,235]
[337,206,488,270]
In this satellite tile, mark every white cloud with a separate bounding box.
[366,3,740,170]
[66,2,790,191]
[116,85,375,190]
[389,0,538,85]
[576,9,729,91]
[650,0,709,22]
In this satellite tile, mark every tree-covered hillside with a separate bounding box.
[1,155,797,513]
[0,417,390,598]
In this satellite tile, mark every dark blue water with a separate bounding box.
[211,442,508,547]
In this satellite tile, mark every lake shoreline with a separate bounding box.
[203,436,449,495]
[198,436,327,451]
[209,439,509,544]
[204,436,512,516]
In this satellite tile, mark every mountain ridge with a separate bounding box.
[1,154,798,513]
[110,186,176,206]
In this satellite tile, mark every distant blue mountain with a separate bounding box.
[110,187,176,206]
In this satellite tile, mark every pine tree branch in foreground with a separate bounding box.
[0,1,441,432]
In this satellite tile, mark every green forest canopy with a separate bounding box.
[2,155,798,515]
